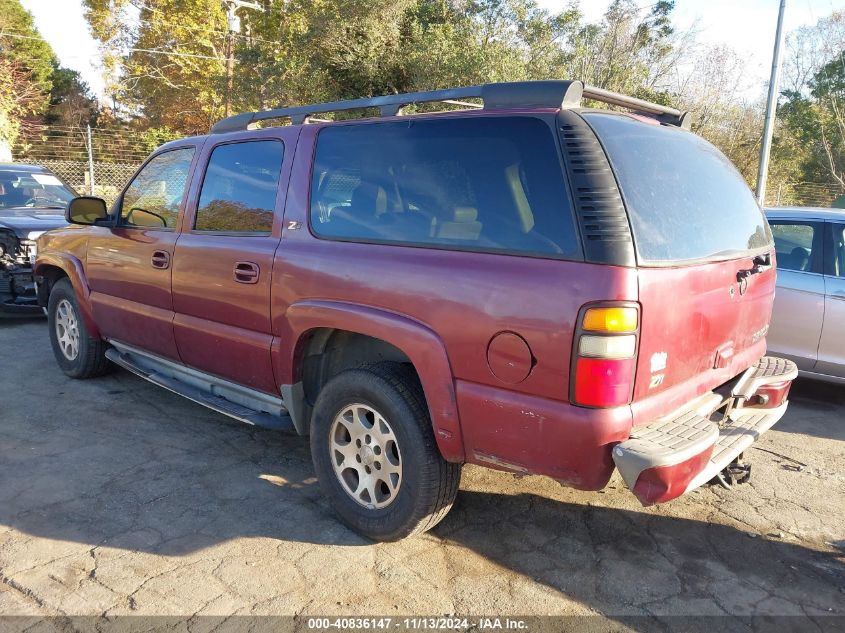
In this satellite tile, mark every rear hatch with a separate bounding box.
[584,112,775,423]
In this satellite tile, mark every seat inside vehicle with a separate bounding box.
[786,246,810,271]
[436,206,482,241]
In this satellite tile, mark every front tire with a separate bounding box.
[310,362,461,541]
[47,278,111,379]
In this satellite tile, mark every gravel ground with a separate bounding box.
[0,318,843,623]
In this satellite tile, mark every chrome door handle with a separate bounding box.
[151,250,170,269]
[233,261,260,284]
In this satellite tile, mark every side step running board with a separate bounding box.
[105,348,295,432]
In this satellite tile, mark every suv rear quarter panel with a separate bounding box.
[272,121,639,485]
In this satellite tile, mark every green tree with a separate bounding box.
[82,0,692,137]
[773,46,845,197]
[46,67,98,129]
[0,0,56,94]
[806,55,845,189]
[0,0,58,148]
[84,0,228,134]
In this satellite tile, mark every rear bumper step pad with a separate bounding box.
[685,403,787,491]
[613,356,797,505]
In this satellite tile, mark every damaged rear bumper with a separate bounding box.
[612,356,798,505]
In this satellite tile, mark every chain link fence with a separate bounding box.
[764,181,844,208]
[11,124,174,206]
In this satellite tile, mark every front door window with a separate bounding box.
[769,221,821,273]
[120,148,195,229]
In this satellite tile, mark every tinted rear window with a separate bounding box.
[309,116,579,259]
[585,113,772,265]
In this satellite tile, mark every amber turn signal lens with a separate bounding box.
[582,307,638,333]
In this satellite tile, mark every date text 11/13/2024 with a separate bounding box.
[306,617,529,630]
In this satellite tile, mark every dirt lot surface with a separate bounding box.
[1,318,844,623]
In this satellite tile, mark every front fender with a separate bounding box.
[35,252,99,338]
[278,299,464,462]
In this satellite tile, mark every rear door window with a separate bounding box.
[309,116,580,259]
[584,112,772,265]
[195,140,284,233]
[769,221,822,273]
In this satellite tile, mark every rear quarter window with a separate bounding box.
[309,116,580,259]
[584,113,772,265]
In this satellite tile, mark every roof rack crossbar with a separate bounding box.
[440,99,483,109]
[211,85,485,133]
[210,80,690,134]
[581,85,690,128]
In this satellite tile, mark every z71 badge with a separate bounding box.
[649,352,668,389]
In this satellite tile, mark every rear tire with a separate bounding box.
[47,278,111,379]
[310,362,461,541]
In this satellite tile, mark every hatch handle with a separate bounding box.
[737,253,772,282]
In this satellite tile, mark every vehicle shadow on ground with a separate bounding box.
[0,316,45,326]
[777,378,845,441]
[435,490,845,614]
[2,371,844,616]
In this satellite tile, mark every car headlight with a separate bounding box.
[27,230,45,240]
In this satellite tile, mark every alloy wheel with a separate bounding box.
[55,298,80,361]
[329,403,403,509]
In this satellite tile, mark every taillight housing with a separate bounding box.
[570,303,640,408]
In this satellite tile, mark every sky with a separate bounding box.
[19,0,105,97]
[17,0,845,102]
[538,0,845,94]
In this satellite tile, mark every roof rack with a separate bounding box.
[210,80,690,134]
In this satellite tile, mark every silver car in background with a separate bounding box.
[765,207,845,384]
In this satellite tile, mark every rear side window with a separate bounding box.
[585,113,772,265]
[309,117,579,259]
[195,140,284,233]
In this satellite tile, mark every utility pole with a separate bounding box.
[86,124,95,196]
[756,0,787,206]
[222,0,264,118]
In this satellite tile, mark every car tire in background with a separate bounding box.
[310,362,461,541]
[47,278,111,379]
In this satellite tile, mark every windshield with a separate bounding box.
[584,113,772,265]
[0,169,76,210]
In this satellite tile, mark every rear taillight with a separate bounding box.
[571,304,640,408]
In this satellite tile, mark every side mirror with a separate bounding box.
[66,196,110,226]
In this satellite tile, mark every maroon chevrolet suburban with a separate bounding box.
[35,80,797,541]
